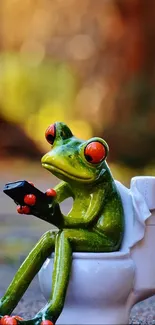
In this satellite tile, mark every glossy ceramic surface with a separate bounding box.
[39,252,135,324]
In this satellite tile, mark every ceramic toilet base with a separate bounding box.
[38,252,135,325]
[56,305,130,325]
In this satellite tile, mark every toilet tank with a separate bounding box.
[130,209,155,302]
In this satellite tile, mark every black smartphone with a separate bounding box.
[3,180,50,207]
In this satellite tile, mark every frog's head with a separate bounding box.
[41,122,111,185]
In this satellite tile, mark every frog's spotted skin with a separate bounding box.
[0,122,124,325]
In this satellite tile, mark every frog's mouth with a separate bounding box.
[42,163,93,182]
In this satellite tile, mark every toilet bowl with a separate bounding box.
[38,177,155,324]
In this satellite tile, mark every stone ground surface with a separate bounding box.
[0,161,155,324]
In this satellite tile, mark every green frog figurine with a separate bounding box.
[0,122,124,325]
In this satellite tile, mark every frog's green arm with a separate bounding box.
[45,181,74,228]
[62,186,106,228]
[48,183,105,229]
[54,181,74,203]
[28,182,73,229]
[83,189,104,226]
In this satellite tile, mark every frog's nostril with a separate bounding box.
[68,155,72,158]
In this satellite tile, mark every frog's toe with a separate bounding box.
[32,313,55,325]
[16,316,54,325]
[33,317,54,325]
[40,321,54,325]
[0,315,23,324]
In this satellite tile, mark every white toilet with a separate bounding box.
[39,177,155,324]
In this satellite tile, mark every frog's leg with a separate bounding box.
[0,231,56,316]
[32,229,115,324]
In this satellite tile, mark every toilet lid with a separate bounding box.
[115,177,155,251]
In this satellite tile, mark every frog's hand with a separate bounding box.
[15,187,57,224]
[16,181,73,228]
[54,181,73,204]
[42,181,74,227]
[16,200,60,226]
[16,188,56,216]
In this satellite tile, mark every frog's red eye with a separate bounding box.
[45,124,56,145]
[84,141,107,164]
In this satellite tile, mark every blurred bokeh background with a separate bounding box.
[1,0,155,321]
[1,0,155,257]
[1,0,155,258]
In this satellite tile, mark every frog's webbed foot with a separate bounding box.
[0,315,24,324]
[0,315,54,325]
[16,315,54,325]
